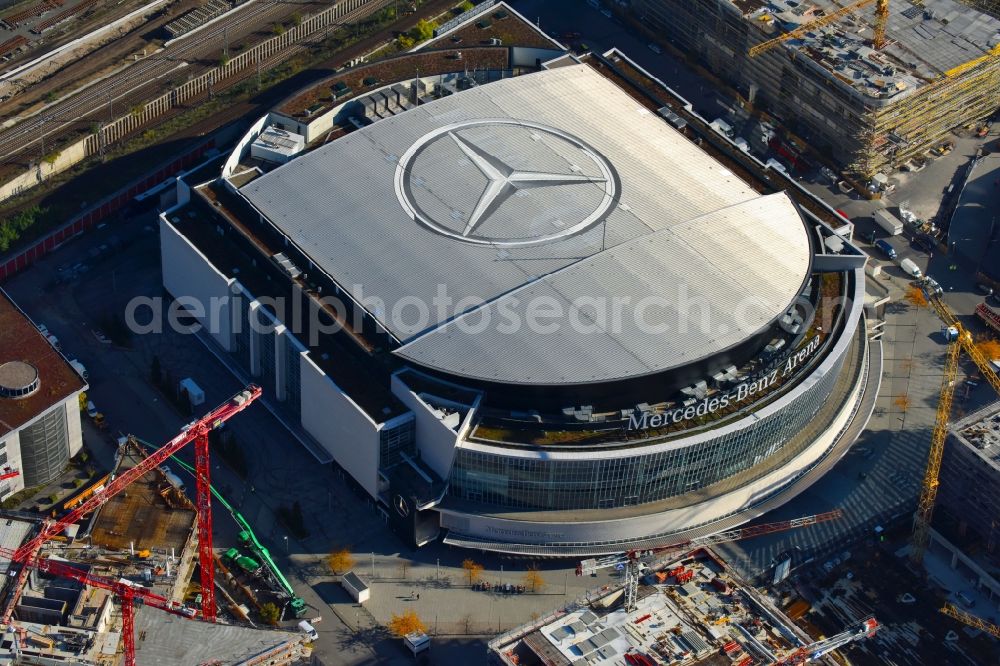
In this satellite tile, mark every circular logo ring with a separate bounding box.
[394,119,619,248]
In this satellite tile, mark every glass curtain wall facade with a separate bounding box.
[450,352,845,511]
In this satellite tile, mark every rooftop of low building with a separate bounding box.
[744,0,1000,100]
[0,289,86,438]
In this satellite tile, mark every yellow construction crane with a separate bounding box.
[749,0,889,57]
[940,603,1000,640]
[872,0,889,49]
[909,295,1000,566]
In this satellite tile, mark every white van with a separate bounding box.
[298,620,318,641]
[710,118,735,138]
[899,257,923,279]
[86,401,98,418]
[69,360,89,381]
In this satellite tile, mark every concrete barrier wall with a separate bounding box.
[0,135,89,202]
[2,0,389,204]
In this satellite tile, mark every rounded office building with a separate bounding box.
[172,60,876,556]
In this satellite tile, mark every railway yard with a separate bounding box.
[0,0,337,173]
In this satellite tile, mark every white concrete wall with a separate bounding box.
[64,395,83,458]
[0,135,90,204]
[0,431,23,498]
[223,114,271,177]
[159,216,235,351]
[300,353,380,498]
[391,373,462,481]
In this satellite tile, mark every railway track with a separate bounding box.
[0,0,315,164]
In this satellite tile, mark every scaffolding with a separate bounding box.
[635,0,1000,176]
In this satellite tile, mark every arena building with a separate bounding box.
[158,34,878,554]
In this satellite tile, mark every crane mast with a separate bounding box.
[577,510,843,611]
[0,386,262,666]
[910,294,1000,566]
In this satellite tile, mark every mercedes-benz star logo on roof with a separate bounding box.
[394,119,619,248]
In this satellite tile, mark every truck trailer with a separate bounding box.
[873,209,903,236]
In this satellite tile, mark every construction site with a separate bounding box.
[489,545,879,666]
[0,388,311,665]
[633,0,1000,176]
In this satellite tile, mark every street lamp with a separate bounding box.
[283,535,288,554]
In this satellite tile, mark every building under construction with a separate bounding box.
[488,547,877,666]
[634,0,1000,175]
[938,402,1000,555]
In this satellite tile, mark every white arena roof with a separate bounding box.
[240,64,812,386]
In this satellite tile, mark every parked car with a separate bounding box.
[900,257,923,279]
[976,283,995,296]
[86,401,98,418]
[874,239,897,260]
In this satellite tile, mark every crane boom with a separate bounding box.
[911,294,1000,565]
[13,386,261,562]
[0,546,194,666]
[910,334,961,566]
[749,0,877,58]
[0,386,261,666]
[772,617,879,665]
[941,603,1000,640]
[696,510,843,547]
[579,510,843,577]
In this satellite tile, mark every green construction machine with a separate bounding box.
[134,438,308,619]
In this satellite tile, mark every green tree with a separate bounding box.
[130,104,144,118]
[273,23,285,35]
[458,1,474,11]
[410,18,437,42]
[291,11,302,26]
[260,602,280,625]
[396,34,415,49]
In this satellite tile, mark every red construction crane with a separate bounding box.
[577,510,843,611]
[3,385,261,634]
[1,547,196,666]
[771,617,878,665]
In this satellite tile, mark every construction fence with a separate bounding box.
[0,139,215,283]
